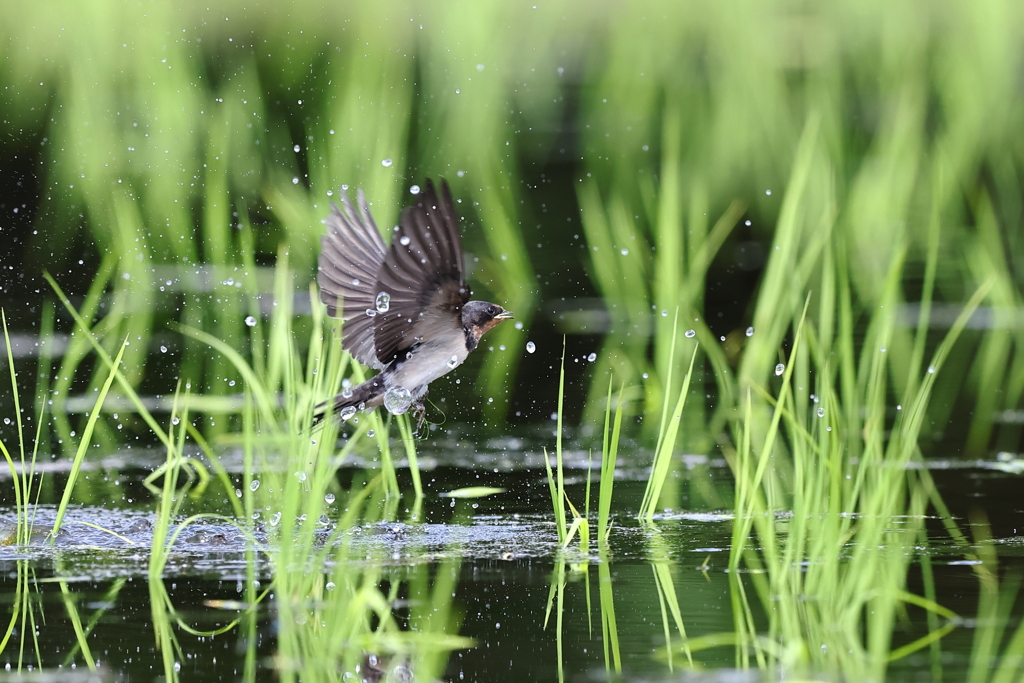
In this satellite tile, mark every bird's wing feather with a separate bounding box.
[373,179,469,365]
[317,189,388,369]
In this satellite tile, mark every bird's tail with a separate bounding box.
[311,376,384,427]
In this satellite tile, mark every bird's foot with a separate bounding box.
[412,402,427,437]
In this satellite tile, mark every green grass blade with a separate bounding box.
[50,334,130,540]
[640,344,699,521]
[43,272,172,449]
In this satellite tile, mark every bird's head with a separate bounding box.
[462,300,514,342]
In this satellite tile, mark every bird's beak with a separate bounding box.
[495,310,515,320]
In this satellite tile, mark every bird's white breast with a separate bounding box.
[387,339,469,396]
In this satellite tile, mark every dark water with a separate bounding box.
[1,447,1022,682]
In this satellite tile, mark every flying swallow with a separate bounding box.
[315,178,513,427]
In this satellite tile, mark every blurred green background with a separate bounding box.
[3,0,1024,450]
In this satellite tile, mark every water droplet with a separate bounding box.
[447,355,459,369]
[325,581,336,591]
[684,329,696,338]
[817,407,824,417]
[383,386,414,415]
[245,316,257,327]
[160,345,168,353]
[293,144,301,153]
[927,365,936,374]
[318,514,330,526]
[880,346,887,353]
[775,363,785,376]
[341,387,353,399]
[399,235,411,246]
[745,327,754,337]
[339,406,357,421]
[587,352,597,362]
[526,341,536,353]
[249,480,260,492]
[171,417,180,425]
[325,493,336,504]
[296,471,307,483]
[375,291,391,313]
[719,336,726,342]
[661,310,668,317]
[381,158,393,167]
[365,309,377,317]
[620,248,629,256]
[366,430,375,437]
[410,185,420,195]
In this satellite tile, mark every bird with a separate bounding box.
[314,178,514,428]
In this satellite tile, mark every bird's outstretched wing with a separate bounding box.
[318,189,388,370]
[374,179,470,365]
